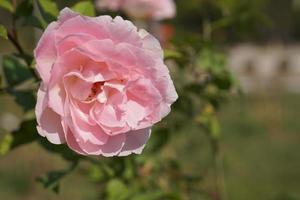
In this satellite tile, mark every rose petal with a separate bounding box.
[37,107,65,144]
[68,102,109,145]
[119,128,151,156]
[100,134,126,157]
[34,22,58,84]
[35,85,47,125]
[125,100,146,128]
[48,84,65,115]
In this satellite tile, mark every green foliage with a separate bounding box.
[71,0,95,17]
[196,104,221,139]
[38,139,80,161]
[146,127,170,153]
[22,15,46,29]
[0,131,13,155]
[0,0,13,13]
[0,24,7,40]
[106,179,130,200]
[36,161,78,193]
[37,0,59,23]
[11,90,36,112]
[164,49,182,60]
[10,119,37,149]
[15,0,33,19]
[175,0,271,42]
[0,120,38,155]
[2,56,33,85]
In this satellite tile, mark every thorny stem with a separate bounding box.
[5,1,39,81]
[7,32,24,55]
[203,19,212,42]
[210,138,228,200]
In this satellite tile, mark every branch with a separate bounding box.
[7,32,24,55]
[4,2,40,81]
[7,31,39,81]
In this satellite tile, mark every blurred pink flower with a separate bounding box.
[34,8,178,156]
[97,0,176,20]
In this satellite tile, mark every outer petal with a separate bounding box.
[34,22,58,84]
[100,134,126,157]
[56,33,96,55]
[63,125,86,155]
[37,107,65,144]
[109,16,142,46]
[36,85,66,144]
[139,29,163,58]
[77,39,138,68]
[66,131,126,156]
[57,7,79,25]
[119,128,151,156]
[156,75,178,105]
[35,85,47,125]
[55,14,109,42]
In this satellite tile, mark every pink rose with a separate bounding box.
[97,0,176,20]
[34,8,178,156]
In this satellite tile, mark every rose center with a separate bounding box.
[86,82,104,101]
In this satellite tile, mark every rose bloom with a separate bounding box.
[34,8,178,156]
[97,0,176,20]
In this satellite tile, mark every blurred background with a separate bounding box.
[0,0,300,200]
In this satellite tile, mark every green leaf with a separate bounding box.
[37,0,59,23]
[198,48,227,73]
[123,158,135,180]
[71,1,95,17]
[22,15,46,29]
[0,132,13,155]
[14,52,34,65]
[164,49,182,60]
[39,139,79,161]
[2,56,33,85]
[15,0,33,18]
[147,127,169,153]
[11,90,36,112]
[0,119,38,155]
[106,179,130,200]
[36,171,65,193]
[0,24,8,40]
[0,0,14,12]
[10,119,38,149]
[36,162,78,193]
[196,104,221,139]
[210,116,220,139]
[89,165,106,182]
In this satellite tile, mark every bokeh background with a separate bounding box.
[0,0,300,200]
